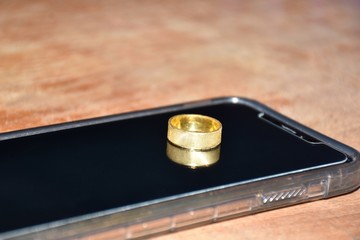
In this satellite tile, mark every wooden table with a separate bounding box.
[1,1,359,239]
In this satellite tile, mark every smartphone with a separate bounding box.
[1,97,359,239]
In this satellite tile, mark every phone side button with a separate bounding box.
[214,198,255,220]
[171,207,214,230]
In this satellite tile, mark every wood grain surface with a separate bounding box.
[1,0,359,239]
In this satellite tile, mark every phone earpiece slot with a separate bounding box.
[258,113,322,144]
[281,124,297,135]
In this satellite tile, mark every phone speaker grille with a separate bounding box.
[262,187,307,204]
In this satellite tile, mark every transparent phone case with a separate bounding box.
[1,97,359,239]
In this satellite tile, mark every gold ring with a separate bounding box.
[167,114,222,150]
[166,141,220,168]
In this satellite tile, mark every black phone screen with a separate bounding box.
[0,103,346,232]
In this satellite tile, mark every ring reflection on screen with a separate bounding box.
[166,141,220,169]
